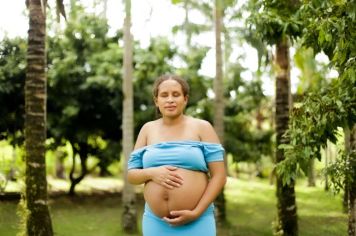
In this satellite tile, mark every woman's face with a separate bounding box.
[154,79,188,118]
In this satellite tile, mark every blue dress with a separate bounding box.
[128,140,225,236]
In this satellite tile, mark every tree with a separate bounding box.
[24,0,53,235]
[278,1,356,235]
[248,0,302,235]
[350,125,356,235]
[213,0,226,224]
[293,46,331,187]
[121,0,138,233]
[47,5,123,194]
[275,36,298,236]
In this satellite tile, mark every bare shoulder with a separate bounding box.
[189,117,211,129]
[141,120,157,131]
[190,117,220,143]
[134,121,156,150]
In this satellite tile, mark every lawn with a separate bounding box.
[0,177,347,236]
[221,178,346,236]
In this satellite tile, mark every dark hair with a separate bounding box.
[153,74,190,117]
[153,74,190,98]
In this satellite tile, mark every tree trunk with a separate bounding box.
[324,144,329,191]
[25,0,53,235]
[213,0,226,225]
[184,0,191,48]
[275,37,298,236]
[307,159,316,187]
[121,0,138,233]
[344,126,350,212]
[99,162,112,177]
[103,0,108,19]
[348,125,356,236]
[68,143,88,196]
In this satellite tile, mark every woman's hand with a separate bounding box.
[149,166,184,189]
[162,209,198,226]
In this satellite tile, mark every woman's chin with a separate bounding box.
[162,111,181,118]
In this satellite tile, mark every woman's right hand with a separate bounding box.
[149,166,184,189]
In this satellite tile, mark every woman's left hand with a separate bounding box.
[162,210,199,226]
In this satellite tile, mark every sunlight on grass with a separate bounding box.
[47,176,124,193]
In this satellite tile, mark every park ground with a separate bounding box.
[0,176,347,236]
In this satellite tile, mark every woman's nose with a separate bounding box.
[167,95,174,102]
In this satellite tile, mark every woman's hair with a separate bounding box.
[152,74,190,98]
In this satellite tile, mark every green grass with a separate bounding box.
[50,196,144,236]
[0,177,347,236]
[220,178,346,236]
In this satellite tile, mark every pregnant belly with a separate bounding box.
[143,168,208,218]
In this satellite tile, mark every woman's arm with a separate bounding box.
[190,120,226,216]
[127,123,150,184]
[164,120,227,225]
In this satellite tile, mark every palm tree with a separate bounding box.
[213,0,226,224]
[275,37,298,236]
[121,0,138,233]
[25,0,53,235]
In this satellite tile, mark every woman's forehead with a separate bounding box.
[158,79,183,92]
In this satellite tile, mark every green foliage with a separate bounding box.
[46,18,123,184]
[16,198,27,236]
[294,46,330,95]
[277,0,356,185]
[300,0,356,71]
[176,46,210,105]
[171,0,183,4]
[278,63,356,184]
[225,114,274,163]
[323,150,352,194]
[0,37,26,146]
[224,74,273,162]
[171,0,213,42]
[247,0,303,45]
[185,59,273,163]
[168,0,274,164]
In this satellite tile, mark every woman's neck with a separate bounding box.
[161,114,186,126]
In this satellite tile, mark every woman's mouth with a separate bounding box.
[165,106,176,110]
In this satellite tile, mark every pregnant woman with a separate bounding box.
[127,74,226,235]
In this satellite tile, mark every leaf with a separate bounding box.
[318,28,325,45]
[171,0,183,4]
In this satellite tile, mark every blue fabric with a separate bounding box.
[128,140,225,172]
[143,203,216,236]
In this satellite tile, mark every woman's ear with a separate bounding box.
[184,95,189,105]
